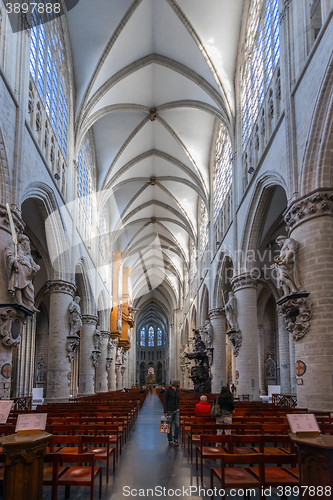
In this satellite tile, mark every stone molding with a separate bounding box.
[100,330,111,340]
[81,314,98,325]
[208,308,224,320]
[231,273,257,292]
[227,329,242,358]
[284,189,333,233]
[47,280,76,297]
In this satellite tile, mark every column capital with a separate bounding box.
[208,308,224,320]
[100,330,111,339]
[284,188,333,233]
[231,273,257,292]
[47,280,76,296]
[81,314,98,325]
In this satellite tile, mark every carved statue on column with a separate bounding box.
[4,234,40,312]
[271,235,302,297]
[93,327,101,350]
[224,292,239,331]
[116,347,123,365]
[265,352,277,378]
[68,296,82,335]
[271,234,312,341]
[66,335,80,362]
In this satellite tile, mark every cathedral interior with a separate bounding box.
[0,0,332,413]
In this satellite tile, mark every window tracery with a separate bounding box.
[29,14,68,159]
[148,326,154,347]
[140,327,145,347]
[157,327,162,346]
[77,136,95,225]
[241,0,280,147]
[190,239,197,282]
[213,124,233,221]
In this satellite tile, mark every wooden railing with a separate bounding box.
[272,394,297,408]
[12,396,32,411]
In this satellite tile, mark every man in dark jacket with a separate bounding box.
[163,380,180,446]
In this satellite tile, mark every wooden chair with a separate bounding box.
[95,425,121,460]
[50,435,85,455]
[82,435,115,483]
[262,423,287,435]
[256,435,294,455]
[43,453,68,500]
[210,453,264,499]
[248,453,298,494]
[229,434,261,455]
[196,434,230,483]
[54,452,102,500]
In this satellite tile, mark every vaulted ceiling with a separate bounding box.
[67,0,244,315]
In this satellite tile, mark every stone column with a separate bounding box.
[231,273,260,400]
[284,191,333,409]
[209,308,226,393]
[78,314,98,396]
[95,331,109,393]
[116,364,122,390]
[168,322,175,381]
[46,280,76,402]
[258,324,266,395]
[277,310,291,394]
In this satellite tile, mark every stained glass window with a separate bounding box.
[140,327,145,346]
[37,24,45,99]
[148,326,154,347]
[214,124,233,221]
[241,0,280,147]
[199,200,208,258]
[157,327,162,346]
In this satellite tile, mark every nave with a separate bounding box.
[42,392,298,500]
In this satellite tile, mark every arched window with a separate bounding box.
[157,327,162,346]
[99,207,108,260]
[77,136,94,223]
[241,0,280,147]
[29,14,69,159]
[199,200,208,258]
[148,326,154,347]
[140,327,145,347]
[214,124,233,221]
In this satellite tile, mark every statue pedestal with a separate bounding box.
[289,433,333,499]
[0,431,52,500]
[276,292,310,306]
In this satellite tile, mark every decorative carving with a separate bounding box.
[0,307,24,347]
[271,235,303,297]
[92,350,101,368]
[68,296,82,335]
[116,347,123,365]
[185,329,211,393]
[4,234,40,312]
[37,362,46,382]
[106,358,112,371]
[0,203,25,234]
[227,329,242,357]
[148,108,158,121]
[284,190,333,232]
[231,273,258,292]
[278,295,312,341]
[208,308,224,321]
[66,335,80,362]
[81,314,98,325]
[47,280,76,297]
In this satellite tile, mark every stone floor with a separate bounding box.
[43,392,300,499]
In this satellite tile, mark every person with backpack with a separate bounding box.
[212,386,234,435]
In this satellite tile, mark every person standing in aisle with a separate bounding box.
[164,380,180,446]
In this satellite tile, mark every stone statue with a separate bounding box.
[116,347,123,364]
[224,292,239,331]
[68,296,82,335]
[265,352,276,378]
[271,235,302,297]
[93,327,101,350]
[4,234,40,312]
[37,362,46,382]
[203,320,213,348]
